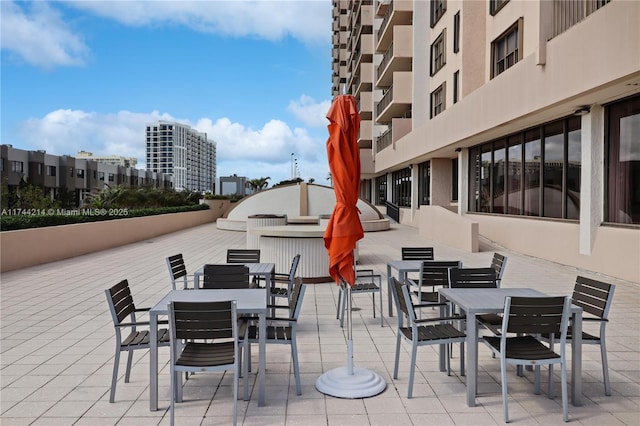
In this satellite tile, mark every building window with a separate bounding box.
[375,175,387,205]
[606,94,640,224]
[418,161,431,205]
[468,115,581,220]
[430,30,446,76]
[46,165,56,177]
[451,158,458,201]
[108,173,115,182]
[430,82,446,118]
[491,19,522,78]
[453,70,459,104]
[430,0,447,27]
[490,0,510,15]
[392,167,412,207]
[77,169,84,178]
[453,11,460,53]
[11,161,23,173]
[98,171,105,181]
[37,163,43,175]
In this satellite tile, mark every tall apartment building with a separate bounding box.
[76,151,138,168]
[332,0,639,282]
[145,121,216,192]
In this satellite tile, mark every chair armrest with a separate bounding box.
[266,316,296,322]
[414,315,462,324]
[414,302,449,309]
[582,317,608,322]
[134,307,151,312]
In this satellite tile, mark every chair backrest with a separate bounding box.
[286,254,301,280]
[571,276,615,320]
[418,260,461,288]
[169,300,237,341]
[166,253,187,290]
[203,264,250,289]
[449,267,497,288]
[390,277,417,324]
[401,247,434,261]
[226,249,261,264]
[490,253,508,284]
[287,277,307,319]
[503,296,570,339]
[105,279,136,327]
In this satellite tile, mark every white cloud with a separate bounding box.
[0,1,89,68]
[18,109,329,184]
[67,0,332,45]
[287,95,331,128]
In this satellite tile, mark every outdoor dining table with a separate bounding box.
[438,287,583,407]
[149,288,268,411]
[386,260,422,317]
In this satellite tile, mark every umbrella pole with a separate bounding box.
[347,286,353,375]
[315,280,386,398]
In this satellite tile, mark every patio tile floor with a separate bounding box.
[1,222,638,425]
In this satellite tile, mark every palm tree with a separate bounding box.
[247,177,271,192]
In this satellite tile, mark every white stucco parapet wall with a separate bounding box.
[217,183,390,232]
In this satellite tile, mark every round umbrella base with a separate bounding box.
[315,367,386,399]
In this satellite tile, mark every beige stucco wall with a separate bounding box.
[0,209,218,272]
[418,206,479,253]
[468,213,640,283]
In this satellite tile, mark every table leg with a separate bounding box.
[386,265,394,317]
[466,312,477,407]
[150,313,158,411]
[571,309,582,406]
[438,297,447,372]
[257,311,266,406]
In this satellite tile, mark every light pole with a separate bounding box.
[290,153,295,179]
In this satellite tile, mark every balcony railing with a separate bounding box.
[377,42,393,80]
[377,0,394,42]
[376,86,393,117]
[376,127,393,153]
[551,0,611,39]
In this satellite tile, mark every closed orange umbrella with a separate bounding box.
[323,94,364,287]
[316,94,386,399]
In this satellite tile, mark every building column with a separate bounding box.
[458,148,469,216]
[579,104,604,255]
[410,164,418,222]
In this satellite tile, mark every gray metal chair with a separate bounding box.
[542,276,616,396]
[202,264,250,289]
[490,252,508,287]
[401,246,435,261]
[483,296,571,423]
[168,300,242,426]
[407,260,461,304]
[245,277,306,395]
[336,259,383,327]
[226,248,261,264]
[166,253,196,290]
[390,277,466,398]
[105,279,170,403]
[269,253,301,300]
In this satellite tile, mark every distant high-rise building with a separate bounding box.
[145,121,216,192]
[76,151,138,168]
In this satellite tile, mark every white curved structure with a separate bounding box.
[217,183,390,232]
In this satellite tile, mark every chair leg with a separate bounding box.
[460,342,465,376]
[561,360,569,422]
[393,334,401,379]
[125,350,134,383]
[379,288,384,327]
[600,339,612,396]
[501,358,509,423]
[170,365,176,426]
[408,342,418,399]
[291,338,302,395]
[534,365,541,395]
[109,349,120,403]
[372,294,376,319]
[243,341,250,401]
[233,366,238,426]
[548,364,554,399]
[336,288,342,320]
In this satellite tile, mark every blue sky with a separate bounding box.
[1,0,334,185]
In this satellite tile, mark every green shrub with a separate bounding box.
[0,204,209,231]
